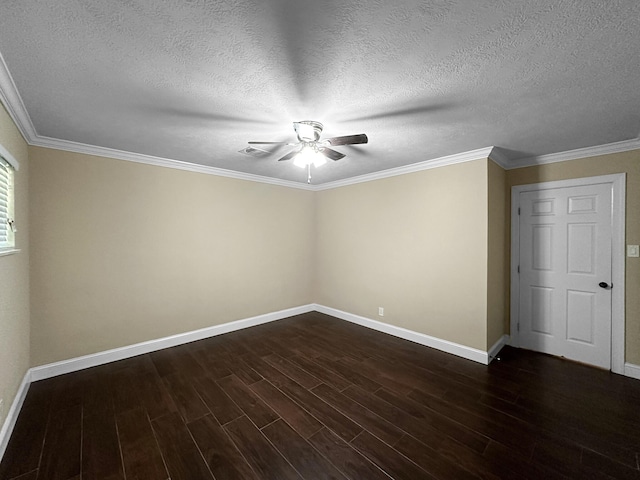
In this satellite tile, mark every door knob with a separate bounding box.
[598,282,611,289]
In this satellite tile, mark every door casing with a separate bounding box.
[510,173,626,374]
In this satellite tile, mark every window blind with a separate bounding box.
[0,156,14,248]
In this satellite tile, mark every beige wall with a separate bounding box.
[507,149,640,364]
[487,159,507,349]
[0,105,29,428]
[316,159,489,351]
[29,147,315,365]
[8,137,637,389]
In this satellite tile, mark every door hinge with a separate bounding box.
[518,207,521,215]
[517,265,520,274]
[517,322,520,332]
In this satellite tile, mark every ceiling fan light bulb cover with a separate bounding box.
[293,154,307,168]
[313,153,327,167]
[293,145,326,168]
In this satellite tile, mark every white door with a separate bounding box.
[517,183,612,369]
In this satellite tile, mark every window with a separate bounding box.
[0,148,18,252]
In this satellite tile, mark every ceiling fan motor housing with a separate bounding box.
[294,121,323,142]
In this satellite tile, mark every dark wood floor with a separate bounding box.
[1,312,640,480]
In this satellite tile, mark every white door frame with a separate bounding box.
[510,173,626,374]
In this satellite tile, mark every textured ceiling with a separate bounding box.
[0,0,638,184]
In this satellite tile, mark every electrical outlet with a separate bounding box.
[378,307,384,316]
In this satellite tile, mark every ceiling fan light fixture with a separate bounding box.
[246,120,367,183]
[293,145,326,168]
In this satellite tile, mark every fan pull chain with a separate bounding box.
[307,163,312,184]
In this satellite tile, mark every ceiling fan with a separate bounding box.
[247,121,368,183]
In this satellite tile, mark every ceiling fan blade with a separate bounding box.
[277,150,298,162]
[325,134,368,146]
[248,141,291,145]
[320,147,346,161]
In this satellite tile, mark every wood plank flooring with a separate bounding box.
[2,311,640,479]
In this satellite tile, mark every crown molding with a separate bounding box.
[486,147,511,169]
[0,53,312,190]
[29,135,315,190]
[0,51,37,143]
[32,134,499,192]
[313,146,497,190]
[505,137,640,170]
[1,51,637,190]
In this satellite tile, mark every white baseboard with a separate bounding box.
[0,370,31,462]
[624,363,640,381]
[488,335,510,362]
[30,304,315,381]
[313,304,494,365]
[4,306,639,464]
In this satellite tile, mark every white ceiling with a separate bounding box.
[0,0,638,185]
